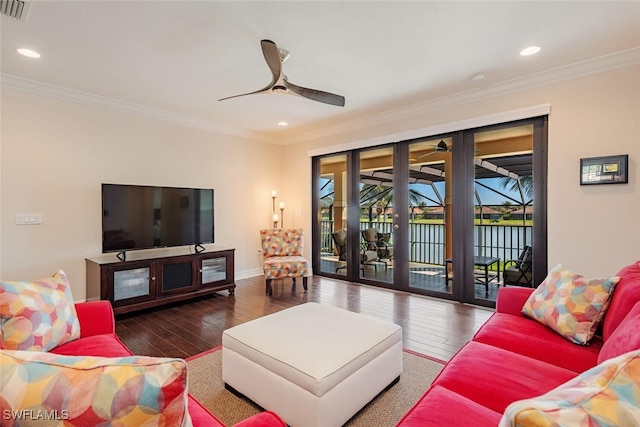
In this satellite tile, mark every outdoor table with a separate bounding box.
[445,256,500,294]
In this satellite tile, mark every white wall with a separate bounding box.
[0,90,282,299]
[288,64,640,278]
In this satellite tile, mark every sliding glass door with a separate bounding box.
[359,147,394,285]
[468,123,535,304]
[407,138,454,297]
[315,154,349,277]
[312,116,547,307]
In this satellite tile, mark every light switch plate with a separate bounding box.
[16,213,42,225]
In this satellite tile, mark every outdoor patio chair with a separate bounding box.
[502,245,533,287]
[332,229,377,274]
[361,227,394,269]
[259,228,309,295]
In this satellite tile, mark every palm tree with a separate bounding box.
[499,175,533,201]
[360,184,431,223]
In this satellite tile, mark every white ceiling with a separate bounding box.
[2,1,639,144]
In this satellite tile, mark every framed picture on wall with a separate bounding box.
[580,154,629,185]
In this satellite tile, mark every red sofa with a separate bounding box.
[49,300,285,427]
[397,261,640,426]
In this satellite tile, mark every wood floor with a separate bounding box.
[115,275,494,362]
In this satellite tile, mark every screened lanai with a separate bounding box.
[317,123,536,302]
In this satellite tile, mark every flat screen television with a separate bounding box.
[102,184,214,254]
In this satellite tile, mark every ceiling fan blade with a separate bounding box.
[219,40,282,102]
[416,140,450,159]
[284,79,345,107]
[260,39,282,87]
[218,87,270,102]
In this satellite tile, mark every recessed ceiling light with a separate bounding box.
[520,46,541,56]
[277,121,288,126]
[16,48,40,58]
[471,73,486,83]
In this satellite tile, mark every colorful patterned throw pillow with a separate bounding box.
[0,270,81,351]
[0,350,193,427]
[499,349,640,426]
[522,264,619,345]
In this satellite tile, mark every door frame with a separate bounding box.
[458,117,548,307]
[312,116,548,307]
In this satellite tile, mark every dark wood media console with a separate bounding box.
[86,246,235,315]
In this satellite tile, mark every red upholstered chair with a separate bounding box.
[259,229,309,295]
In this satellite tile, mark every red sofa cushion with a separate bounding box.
[397,385,501,426]
[75,300,116,337]
[50,333,133,358]
[495,286,535,315]
[602,261,640,340]
[598,300,640,364]
[188,396,225,426]
[232,411,286,427]
[432,341,577,414]
[473,313,601,372]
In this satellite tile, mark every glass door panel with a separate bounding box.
[470,124,534,303]
[408,138,453,295]
[359,147,394,284]
[317,154,349,276]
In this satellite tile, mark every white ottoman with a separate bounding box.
[222,302,403,427]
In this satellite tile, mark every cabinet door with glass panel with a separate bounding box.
[199,250,234,288]
[108,261,157,307]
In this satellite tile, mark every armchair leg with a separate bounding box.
[292,277,308,293]
[265,279,273,296]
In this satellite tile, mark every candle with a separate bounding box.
[271,190,277,197]
[273,213,279,221]
[279,202,285,209]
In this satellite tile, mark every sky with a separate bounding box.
[320,177,531,208]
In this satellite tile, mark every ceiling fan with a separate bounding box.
[219,39,345,107]
[417,140,450,159]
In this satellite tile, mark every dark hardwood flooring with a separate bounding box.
[115,275,494,362]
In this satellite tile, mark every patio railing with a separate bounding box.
[320,220,532,266]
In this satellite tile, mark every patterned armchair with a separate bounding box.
[259,229,309,296]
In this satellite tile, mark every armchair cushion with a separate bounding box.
[499,349,640,427]
[0,350,192,427]
[0,270,80,351]
[262,256,309,279]
[260,229,303,257]
[522,264,619,345]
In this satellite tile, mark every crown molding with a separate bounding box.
[296,47,640,144]
[0,74,279,144]
[2,47,637,146]
[307,104,551,157]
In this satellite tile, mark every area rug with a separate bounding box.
[186,347,444,426]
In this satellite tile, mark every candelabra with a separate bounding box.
[279,202,285,228]
[271,190,285,228]
[272,190,276,215]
